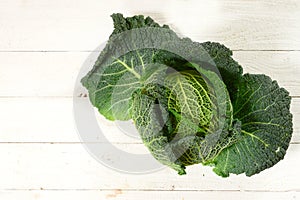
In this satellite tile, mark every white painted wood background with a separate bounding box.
[1,0,300,199]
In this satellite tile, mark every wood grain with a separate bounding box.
[0,143,299,190]
[0,0,299,51]
[0,190,299,200]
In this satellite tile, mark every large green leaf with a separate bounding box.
[81,48,163,120]
[81,14,175,120]
[211,74,293,177]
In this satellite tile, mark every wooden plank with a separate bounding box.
[0,51,300,96]
[0,98,79,143]
[0,143,299,190]
[0,52,89,97]
[0,0,299,51]
[0,97,299,143]
[0,190,299,200]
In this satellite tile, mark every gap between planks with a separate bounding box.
[0,142,299,144]
[1,189,300,192]
[0,96,299,98]
[1,49,298,53]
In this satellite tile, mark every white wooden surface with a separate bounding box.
[1,0,300,199]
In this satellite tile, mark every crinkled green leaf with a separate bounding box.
[81,14,176,120]
[131,66,241,174]
[211,74,293,177]
[201,42,243,100]
[131,87,187,175]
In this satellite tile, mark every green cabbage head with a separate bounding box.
[81,13,293,177]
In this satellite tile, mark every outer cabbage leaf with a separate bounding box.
[81,14,175,120]
[210,74,293,177]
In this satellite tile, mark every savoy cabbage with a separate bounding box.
[81,13,293,177]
